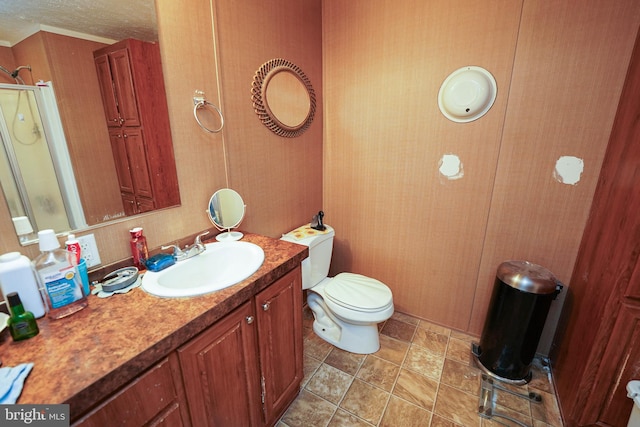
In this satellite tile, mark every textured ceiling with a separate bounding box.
[0,0,157,47]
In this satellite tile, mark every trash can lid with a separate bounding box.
[497,261,559,294]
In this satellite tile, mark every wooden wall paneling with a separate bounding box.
[323,0,522,330]
[212,0,323,238]
[552,23,640,425]
[468,0,640,354]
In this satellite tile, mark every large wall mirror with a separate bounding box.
[0,0,180,245]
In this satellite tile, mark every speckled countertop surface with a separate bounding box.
[0,232,307,421]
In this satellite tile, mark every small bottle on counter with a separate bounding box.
[7,292,39,341]
[0,252,46,318]
[34,229,88,320]
[129,227,149,270]
[65,234,81,265]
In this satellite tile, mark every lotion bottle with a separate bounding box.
[34,229,87,319]
[129,227,149,270]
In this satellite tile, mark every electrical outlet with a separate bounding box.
[77,234,101,268]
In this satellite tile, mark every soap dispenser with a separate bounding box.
[34,229,88,319]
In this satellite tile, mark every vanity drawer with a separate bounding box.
[74,355,186,427]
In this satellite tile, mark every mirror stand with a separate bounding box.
[214,230,243,242]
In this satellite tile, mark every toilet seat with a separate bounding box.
[324,273,393,313]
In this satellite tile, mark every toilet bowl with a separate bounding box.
[281,224,394,354]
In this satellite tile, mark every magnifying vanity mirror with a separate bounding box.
[207,189,245,241]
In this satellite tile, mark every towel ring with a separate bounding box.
[193,92,224,133]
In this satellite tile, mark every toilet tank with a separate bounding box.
[281,224,335,290]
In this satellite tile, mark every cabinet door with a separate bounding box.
[256,267,303,425]
[178,301,262,427]
[581,302,640,426]
[108,48,141,127]
[73,355,187,427]
[94,54,120,127]
[108,130,134,194]
[123,128,153,199]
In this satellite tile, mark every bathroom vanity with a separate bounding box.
[0,232,307,427]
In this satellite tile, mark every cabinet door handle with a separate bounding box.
[262,302,270,311]
[246,316,254,324]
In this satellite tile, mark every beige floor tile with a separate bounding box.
[374,334,410,365]
[302,353,322,387]
[283,309,564,427]
[418,320,452,337]
[380,318,417,342]
[434,384,481,427]
[450,330,477,343]
[306,364,353,405]
[328,409,374,427]
[325,347,365,376]
[391,311,421,325]
[281,389,336,427]
[413,328,449,357]
[441,358,482,396]
[446,337,475,366]
[531,389,563,427]
[356,355,400,392]
[379,395,432,427]
[303,329,334,360]
[340,379,390,425]
[430,414,463,426]
[481,402,533,426]
[404,344,445,380]
[392,368,438,411]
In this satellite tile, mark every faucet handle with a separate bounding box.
[194,230,210,245]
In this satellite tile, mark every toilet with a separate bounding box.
[281,224,394,354]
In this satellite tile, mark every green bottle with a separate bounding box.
[7,292,39,341]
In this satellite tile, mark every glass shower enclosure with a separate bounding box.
[0,82,86,243]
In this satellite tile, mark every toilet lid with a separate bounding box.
[324,273,392,312]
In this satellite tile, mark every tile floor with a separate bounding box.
[278,308,563,427]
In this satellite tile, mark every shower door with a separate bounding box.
[0,83,86,242]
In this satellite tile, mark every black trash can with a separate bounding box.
[474,260,562,383]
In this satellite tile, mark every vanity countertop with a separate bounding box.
[0,232,307,421]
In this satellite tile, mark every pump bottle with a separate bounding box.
[34,229,87,319]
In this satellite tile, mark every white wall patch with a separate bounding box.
[439,154,464,180]
[554,156,584,185]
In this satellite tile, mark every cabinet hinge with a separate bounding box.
[261,375,266,404]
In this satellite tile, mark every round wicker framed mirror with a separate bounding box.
[251,58,316,138]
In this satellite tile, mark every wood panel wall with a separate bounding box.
[323,0,640,349]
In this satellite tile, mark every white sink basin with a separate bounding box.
[141,241,265,298]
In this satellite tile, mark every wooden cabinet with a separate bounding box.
[178,267,303,427]
[552,29,640,427]
[94,38,179,215]
[73,355,189,427]
[109,128,154,214]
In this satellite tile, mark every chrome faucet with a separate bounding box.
[162,231,210,261]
